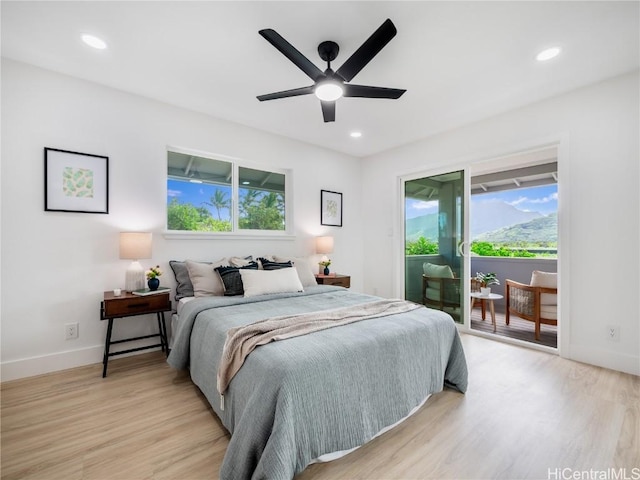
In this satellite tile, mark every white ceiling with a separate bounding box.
[2,1,638,158]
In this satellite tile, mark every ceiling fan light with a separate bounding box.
[315,82,343,102]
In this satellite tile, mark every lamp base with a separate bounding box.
[125,261,145,291]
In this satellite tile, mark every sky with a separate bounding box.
[171,178,558,221]
[405,184,558,219]
[168,179,231,220]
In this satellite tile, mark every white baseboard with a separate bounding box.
[1,341,163,382]
[569,345,639,376]
[1,345,104,382]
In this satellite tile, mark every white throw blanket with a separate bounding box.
[217,298,422,394]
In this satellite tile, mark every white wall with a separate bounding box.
[361,71,640,375]
[2,59,638,380]
[0,59,364,380]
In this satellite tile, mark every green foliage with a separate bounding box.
[475,272,500,286]
[405,236,439,255]
[471,241,536,258]
[167,198,231,232]
[239,190,285,230]
[168,188,285,232]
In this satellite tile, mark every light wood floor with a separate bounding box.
[2,334,638,480]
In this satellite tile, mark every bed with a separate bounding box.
[167,284,468,480]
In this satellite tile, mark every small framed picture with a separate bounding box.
[320,190,342,227]
[44,147,109,214]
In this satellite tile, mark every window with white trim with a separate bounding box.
[167,149,288,233]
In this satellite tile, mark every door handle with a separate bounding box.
[458,241,469,257]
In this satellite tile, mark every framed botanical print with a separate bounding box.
[320,189,342,227]
[44,147,109,214]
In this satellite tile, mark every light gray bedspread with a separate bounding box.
[168,286,468,480]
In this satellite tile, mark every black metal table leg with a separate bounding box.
[156,313,164,352]
[158,312,169,356]
[102,319,114,378]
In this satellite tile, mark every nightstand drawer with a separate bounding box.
[315,274,351,288]
[102,293,171,318]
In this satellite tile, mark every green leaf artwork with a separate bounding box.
[63,167,94,198]
[325,199,338,218]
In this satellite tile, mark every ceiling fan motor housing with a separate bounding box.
[318,41,339,63]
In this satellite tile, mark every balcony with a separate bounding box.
[406,254,558,347]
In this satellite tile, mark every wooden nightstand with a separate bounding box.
[100,290,171,377]
[315,273,351,288]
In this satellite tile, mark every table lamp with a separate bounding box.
[316,236,334,274]
[119,232,152,291]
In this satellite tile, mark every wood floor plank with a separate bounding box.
[1,336,638,480]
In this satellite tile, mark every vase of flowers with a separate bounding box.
[475,272,500,296]
[319,259,331,275]
[146,265,162,291]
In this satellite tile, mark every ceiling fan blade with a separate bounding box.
[257,85,315,101]
[335,19,397,82]
[343,84,406,99]
[321,101,335,122]
[259,29,325,82]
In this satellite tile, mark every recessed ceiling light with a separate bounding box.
[82,34,107,50]
[242,181,250,185]
[536,47,561,62]
[350,132,362,138]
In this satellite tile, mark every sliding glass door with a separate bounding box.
[404,170,466,323]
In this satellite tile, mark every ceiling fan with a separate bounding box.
[257,19,406,123]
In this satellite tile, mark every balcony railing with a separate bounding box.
[405,254,558,311]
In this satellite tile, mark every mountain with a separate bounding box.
[406,200,555,243]
[476,212,557,243]
[405,213,438,242]
[470,200,542,237]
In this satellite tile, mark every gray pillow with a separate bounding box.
[169,260,195,300]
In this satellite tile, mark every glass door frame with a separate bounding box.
[396,164,472,332]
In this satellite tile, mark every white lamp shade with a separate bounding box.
[119,232,152,291]
[316,236,334,254]
[119,232,152,260]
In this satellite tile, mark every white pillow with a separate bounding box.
[240,267,304,297]
[530,270,557,306]
[186,259,227,297]
[274,255,317,287]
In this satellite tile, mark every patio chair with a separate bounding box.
[422,263,460,318]
[505,271,557,340]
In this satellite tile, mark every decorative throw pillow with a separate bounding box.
[215,262,259,296]
[170,260,195,300]
[186,259,228,297]
[229,255,254,267]
[530,270,557,306]
[274,255,317,287]
[423,263,454,278]
[240,267,304,297]
[258,258,293,270]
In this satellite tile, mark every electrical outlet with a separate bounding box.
[65,322,79,340]
[606,325,620,342]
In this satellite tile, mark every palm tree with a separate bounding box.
[239,189,260,216]
[204,188,230,220]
